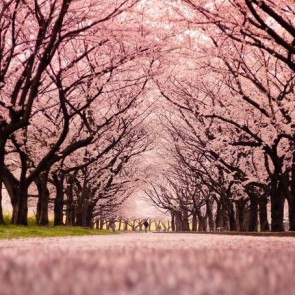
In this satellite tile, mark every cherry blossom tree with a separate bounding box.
[0,0,151,225]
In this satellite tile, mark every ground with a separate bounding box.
[1,233,295,295]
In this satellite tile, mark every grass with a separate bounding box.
[0,215,115,239]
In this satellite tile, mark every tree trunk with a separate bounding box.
[123,220,128,230]
[0,139,6,224]
[14,185,29,225]
[281,154,295,231]
[228,201,237,231]
[3,168,19,224]
[206,199,214,231]
[53,174,65,226]
[65,176,75,226]
[0,177,4,225]
[259,194,270,232]
[215,201,223,229]
[171,212,175,232]
[174,212,183,231]
[192,212,197,231]
[182,210,190,231]
[288,198,295,231]
[248,194,258,232]
[198,216,207,232]
[99,218,105,230]
[0,157,4,224]
[270,179,285,232]
[290,151,295,231]
[0,184,3,225]
[236,198,247,232]
[75,204,83,226]
[85,204,95,228]
[35,170,50,226]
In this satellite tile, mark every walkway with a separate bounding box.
[1,233,295,295]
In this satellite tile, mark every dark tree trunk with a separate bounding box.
[14,185,29,225]
[85,204,95,228]
[3,171,18,224]
[123,220,128,230]
[0,185,3,225]
[171,212,175,232]
[0,139,6,224]
[99,219,104,230]
[290,152,295,231]
[53,173,65,226]
[281,155,295,231]
[118,219,122,231]
[215,201,223,229]
[270,179,285,232]
[192,212,197,231]
[75,203,83,226]
[206,199,214,231]
[236,198,247,232]
[228,201,237,231]
[198,216,207,232]
[35,170,50,226]
[3,168,26,225]
[288,198,295,231]
[0,177,4,225]
[65,178,75,226]
[222,205,229,230]
[182,210,190,231]
[259,194,270,232]
[248,194,258,232]
[174,212,183,231]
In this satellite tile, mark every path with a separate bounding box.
[1,233,295,295]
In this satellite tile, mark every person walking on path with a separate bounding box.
[109,220,116,232]
[143,220,149,233]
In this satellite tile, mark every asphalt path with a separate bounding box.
[1,233,295,295]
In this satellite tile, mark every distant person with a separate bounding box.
[143,220,149,232]
[109,220,116,232]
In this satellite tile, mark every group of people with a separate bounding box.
[108,219,150,232]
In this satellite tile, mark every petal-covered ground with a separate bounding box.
[1,233,295,295]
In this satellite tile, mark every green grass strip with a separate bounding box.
[0,224,115,239]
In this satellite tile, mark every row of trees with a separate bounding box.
[0,0,164,226]
[94,217,171,231]
[1,1,294,231]
[146,0,295,232]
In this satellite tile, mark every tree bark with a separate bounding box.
[290,151,295,231]
[182,210,190,231]
[228,201,237,231]
[236,198,247,232]
[198,216,207,232]
[206,198,214,231]
[123,219,128,230]
[171,212,175,232]
[215,201,223,229]
[270,178,285,232]
[248,194,258,232]
[15,185,29,225]
[0,185,3,224]
[192,212,197,231]
[35,170,50,226]
[259,194,270,232]
[174,211,183,231]
[65,177,75,226]
[85,204,95,228]
[0,141,5,224]
[53,173,65,226]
